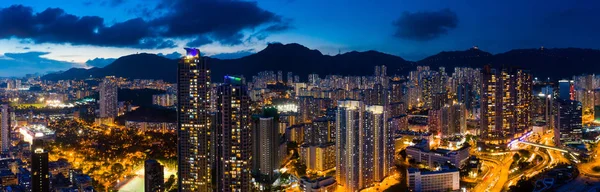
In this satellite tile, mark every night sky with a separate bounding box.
[0,0,599,76]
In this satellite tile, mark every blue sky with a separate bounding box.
[0,0,598,76]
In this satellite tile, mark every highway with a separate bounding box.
[472,131,566,192]
[471,153,513,192]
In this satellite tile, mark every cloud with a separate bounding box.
[157,52,182,59]
[0,52,78,77]
[84,0,125,7]
[0,5,170,49]
[392,9,458,41]
[85,57,116,68]
[151,0,290,45]
[209,50,254,59]
[247,20,293,42]
[0,1,291,49]
[186,36,213,47]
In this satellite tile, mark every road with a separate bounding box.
[472,131,566,192]
[471,153,513,192]
[578,137,600,177]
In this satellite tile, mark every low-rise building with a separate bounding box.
[406,142,470,169]
[299,176,337,192]
[407,167,460,192]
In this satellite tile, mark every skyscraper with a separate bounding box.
[252,107,280,183]
[364,105,390,183]
[99,76,118,119]
[480,66,532,146]
[559,80,572,100]
[177,48,212,192]
[32,138,49,192]
[554,99,583,146]
[215,76,252,191]
[336,101,392,191]
[1,104,11,152]
[145,159,164,192]
[336,100,363,192]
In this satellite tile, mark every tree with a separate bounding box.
[165,174,176,191]
[513,153,521,162]
[399,150,407,160]
[111,163,125,175]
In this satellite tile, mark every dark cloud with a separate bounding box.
[0,52,78,77]
[0,5,168,49]
[158,52,183,59]
[0,1,291,48]
[392,9,458,41]
[151,0,289,45]
[186,36,213,47]
[247,20,293,42]
[85,57,116,68]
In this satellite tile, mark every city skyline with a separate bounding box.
[1,1,600,192]
[1,0,600,76]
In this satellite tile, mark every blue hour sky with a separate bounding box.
[0,0,599,76]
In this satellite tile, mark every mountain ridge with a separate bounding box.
[42,43,600,82]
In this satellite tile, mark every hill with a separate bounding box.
[42,43,600,82]
[42,43,413,82]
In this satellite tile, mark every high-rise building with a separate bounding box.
[215,76,252,191]
[336,101,393,191]
[287,72,294,85]
[559,80,572,100]
[365,105,393,183]
[145,159,164,192]
[306,117,335,145]
[298,96,317,123]
[439,103,467,137]
[480,66,532,146]
[1,104,11,152]
[277,70,283,83]
[177,48,212,191]
[32,139,49,192]
[252,107,280,183]
[336,100,363,192]
[554,99,583,146]
[99,76,118,119]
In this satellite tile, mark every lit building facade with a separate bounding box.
[407,168,460,192]
[99,76,118,119]
[177,48,212,191]
[554,99,583,146]
[32,139,49,192]
[336,101,394,191]
[252,107,280,183]
[480,66,532,146]
[1,104,10,152]
[215,76,252,191]
[336,100,363,192]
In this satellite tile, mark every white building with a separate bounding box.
[407,167,460,192]
[406,144,470,169]
[299,176,337,192]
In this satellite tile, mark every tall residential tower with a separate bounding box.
[177,48,212,191]
[214,76,252,191]
[99,76,118,119]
